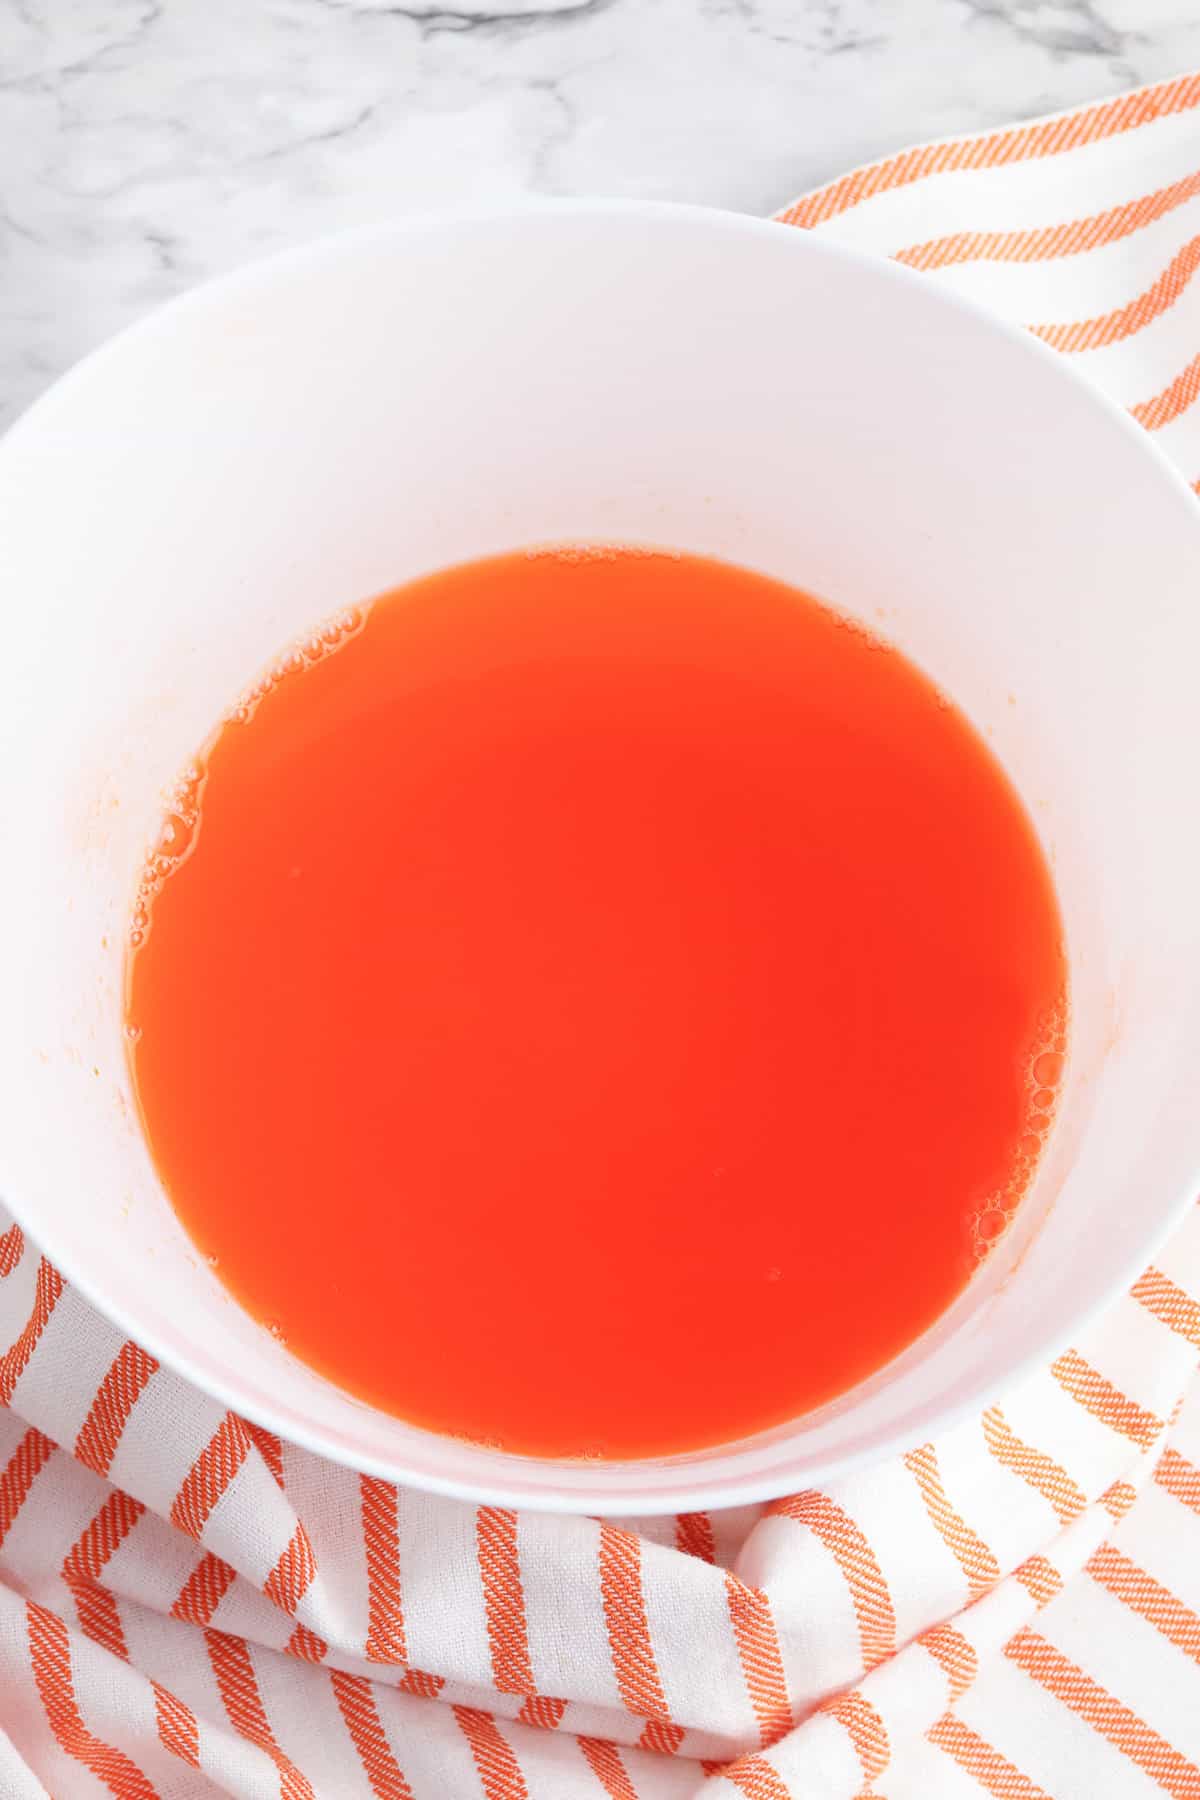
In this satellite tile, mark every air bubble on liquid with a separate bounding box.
[133,600,369,944]
[971,1205,1013,1262]
[836,611,885,654]
[124,1024,141,1043]
[564,541,639,564]
[971,990,1069,1265]
[205,1252,220,1269]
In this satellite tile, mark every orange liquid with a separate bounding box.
[127,548,1066,1458]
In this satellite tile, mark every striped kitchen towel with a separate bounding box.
[4,68,1200,1800]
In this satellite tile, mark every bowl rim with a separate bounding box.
[4,196,1200,1514]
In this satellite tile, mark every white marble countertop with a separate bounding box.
[3,0,1199,431]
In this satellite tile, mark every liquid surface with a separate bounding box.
[127,547,1066,1458]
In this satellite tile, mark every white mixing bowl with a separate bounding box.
[2,202,1199,1513]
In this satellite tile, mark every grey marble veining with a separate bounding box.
[3,0,1199,429]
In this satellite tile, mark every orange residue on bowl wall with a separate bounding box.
[126,546,1066,1459]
